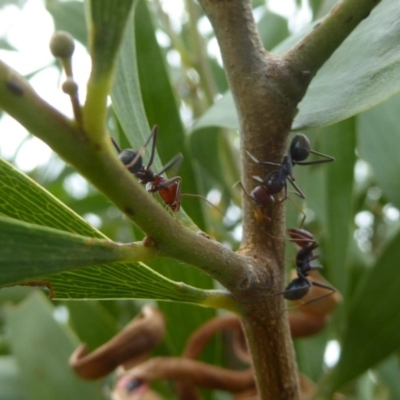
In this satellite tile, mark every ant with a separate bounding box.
[111,125,183,213]
[245,134,335,206]
[278,228,335,302]
[112,125,220,214]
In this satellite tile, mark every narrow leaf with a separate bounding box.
[321,120,356,296]
[87,0,135,79]
[358,94,400,209]
[111,13,149,149]
[327,230,400,391]
[0,216,152,285]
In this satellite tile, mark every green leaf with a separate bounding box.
[0,216,150,285]
[112,3,203,231]
[327,229,400,392]
[375,356,400,400]
[87,0,136,79]
[189,127,237,195]
[194,1,400,132]
[5,291,105,400]
[321,120,356,296]
[295,329,329,382]
[111,13,149,149]
[358,94,400,209]
[0,158,234,309]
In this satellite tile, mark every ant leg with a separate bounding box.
[287,176,306,199]
[181,193,223,215]
[156,153,183,176]
[173,176,182,213]
[145,125,159,169]
[296,280,336,307]
[285,198,307,228]
[233,181,252,199]
[111,137,121,153]
[150,176,182,213]
[246,151,281,168]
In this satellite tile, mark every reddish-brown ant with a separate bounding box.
[112,125,183,213]
[112,125,220,214]
[277,228,335,302]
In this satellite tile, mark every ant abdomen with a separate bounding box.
[283,277,310,301]
[250,185,274,206]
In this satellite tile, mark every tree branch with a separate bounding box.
[284,0,381,75]
[197,0,381,398]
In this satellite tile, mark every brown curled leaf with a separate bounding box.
[124,356,255,392]
[289,313,327,338]
[70,305,165,379]
[183,314,243,359]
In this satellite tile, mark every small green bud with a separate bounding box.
[62,78,78,96]
[50,31,75,59]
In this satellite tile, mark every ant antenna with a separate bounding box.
[181,193,224,215]
[125,125,159,171]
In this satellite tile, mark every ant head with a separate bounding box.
[250,185,274,207]
[119,149,144,174]
[283,277,310,301]
[290,134,311,162]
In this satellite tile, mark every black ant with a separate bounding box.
[112,125,183,213]
[278,228,335,302]
[245,134,335,206]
